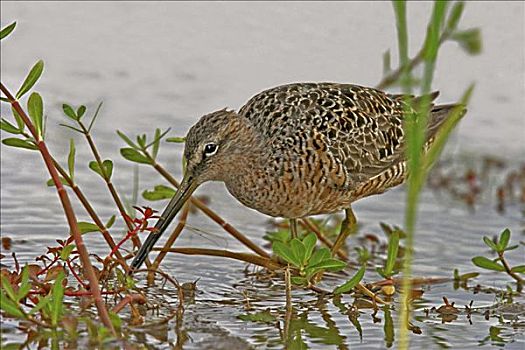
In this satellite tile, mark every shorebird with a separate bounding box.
[131,82,464,269]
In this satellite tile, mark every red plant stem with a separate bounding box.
[110,294,146,314]
[28,289,122,297]
[21,128,126,267]
[37,255,60,276]
[50,157,128,269]
[0,83,116,335]
[66,259,89,290]
[108,221,142,259]
[158,247,281,270]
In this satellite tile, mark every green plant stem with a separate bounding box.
[0,82,116,335]
[156,247,281,270]
[143,150,270,259]
[391,0,412,94]
[398,2,448,348]
[376,25,452,90]
[283,266,292,342]
[498,252,524,285]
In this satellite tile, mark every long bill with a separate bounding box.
[130,173,197,270]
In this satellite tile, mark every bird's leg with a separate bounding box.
[331,206,356,257]
[289,218,298,239]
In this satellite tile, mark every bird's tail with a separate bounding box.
[426,103,467,142]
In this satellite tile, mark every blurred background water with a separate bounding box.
[1,2,524,349]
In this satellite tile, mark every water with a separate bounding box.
[1,2,524,349]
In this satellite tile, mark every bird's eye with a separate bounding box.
[203,143,218,157]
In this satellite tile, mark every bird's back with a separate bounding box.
[234,82,461,217]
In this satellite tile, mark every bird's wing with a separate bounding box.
[239,83,447,189]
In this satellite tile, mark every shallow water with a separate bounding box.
[1,2,525,349]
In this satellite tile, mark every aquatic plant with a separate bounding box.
[3,2,514,348]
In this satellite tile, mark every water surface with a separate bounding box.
[1,2,524,349]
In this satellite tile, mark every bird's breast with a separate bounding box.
[224,158,353,218]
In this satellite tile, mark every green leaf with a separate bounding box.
[0,21,16,40]
[272,241,301,267]
[451,28,482,55]
[445,1,464,32]
[483,236,499,252]
[263,229,291,244]
[302,233,317,262]
[376,267,387,279]
[50,271,65,326]
[510,265,525,274]
[46,177,71,187]
[166,136,186,143]
[16,60,44,99]
[103,159,113,179]
[137,134,146,148]
[498,228,511,251]
[16,266,31,302]
[0,118,22,134]
[77,221,100,234]
[309,247,330,267]
[28,295,51,316]
[384,230,399,277]
[106,215,116,229]
[59,123,83,133]
[109,311,123,332]
[0,290,26,319]
[472,256,505,272]
[116,130,138,149]
[142,185,176,201]
[422,0,448,62]
[87,101,103,132]
[68,139,75,180]
[60,244,76,261]
[1,275,17,301]
[238,310,276,323]
[88,159,113,179]
[308,258,347,272]
[152,128,161,160]
[120,148,151,164]
[11,106,25,131]
[2,138,37,150]
[454,271,479,281]
[290,238,307,266]
[76,105,86,119]
[27,92,43,139]
[333,265,366,295]
[89,161,103,178]
[62,104,78,121]
[503,245,519,252]
[291,276,308,286]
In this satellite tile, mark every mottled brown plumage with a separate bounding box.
[131,82,464,269]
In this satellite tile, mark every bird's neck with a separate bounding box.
[221,117,268,180]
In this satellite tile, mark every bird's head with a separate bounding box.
[130,109,254,269]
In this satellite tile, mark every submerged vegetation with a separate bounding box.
[1,1,523,349]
